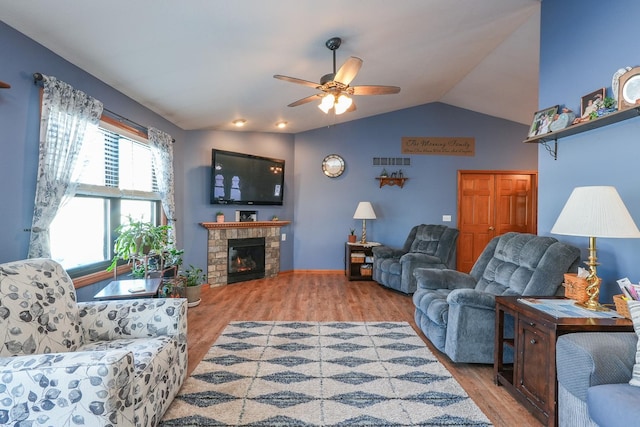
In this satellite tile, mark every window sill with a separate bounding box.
[73,265,131,288]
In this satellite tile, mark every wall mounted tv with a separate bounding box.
[211,149,285,205]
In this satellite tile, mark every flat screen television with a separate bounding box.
[211,149,285,205]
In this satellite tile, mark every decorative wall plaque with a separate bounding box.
[401,137,475,156]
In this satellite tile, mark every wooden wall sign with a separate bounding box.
[401,136,475,156]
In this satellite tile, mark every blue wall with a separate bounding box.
[1,20,535,285]
[0,21,185,264]
[538,0,640,301]
[293,103,534,270]
[180,130,295,273]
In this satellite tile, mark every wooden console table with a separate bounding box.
[494,296,633,427]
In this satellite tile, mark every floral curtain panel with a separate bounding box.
[28,75,103,258]
[148,127,177,244]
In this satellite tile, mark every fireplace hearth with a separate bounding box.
[228,237,265,284]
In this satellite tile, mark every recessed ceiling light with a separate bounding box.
[275,121,287,129]
[232,119,247,127]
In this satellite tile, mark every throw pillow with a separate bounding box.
[628,300,640,386]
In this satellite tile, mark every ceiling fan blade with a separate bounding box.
[352,85,401,95]
[346,100,357,113]
[334,56,363,85]
[288,94,322,107]
[274,75,320,89]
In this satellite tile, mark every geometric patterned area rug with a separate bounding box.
[159,321,492,426]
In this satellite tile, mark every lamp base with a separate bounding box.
[575,301,608,312]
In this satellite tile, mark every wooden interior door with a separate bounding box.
[457,171,537,273]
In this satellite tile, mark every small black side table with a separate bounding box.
[345,242,380,281]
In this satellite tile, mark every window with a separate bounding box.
[50,118,161,277]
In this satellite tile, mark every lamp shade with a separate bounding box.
[551,186,640,238]
[353,201,377,220]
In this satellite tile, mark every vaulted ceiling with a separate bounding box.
[1,0,540,133]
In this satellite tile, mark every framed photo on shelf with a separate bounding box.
[580,88,605,119]
[235,210,257,222]
[528,105,558,138]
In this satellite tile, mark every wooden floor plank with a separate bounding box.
[185,272,541,427]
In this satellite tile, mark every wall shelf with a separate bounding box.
[376,177,408,188]
[523,106,640,160]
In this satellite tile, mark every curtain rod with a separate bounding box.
[33,72,174,143]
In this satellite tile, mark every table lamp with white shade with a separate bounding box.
[353,202,377,244]
[551,186,640,311]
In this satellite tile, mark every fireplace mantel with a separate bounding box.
[201,220,290,286]
[200,220,291,230]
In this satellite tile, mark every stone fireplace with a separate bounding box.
[200,221,290,286]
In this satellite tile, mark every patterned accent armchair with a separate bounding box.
[372,224,459,294]
[413,232,580,363]
[0,258,188,427]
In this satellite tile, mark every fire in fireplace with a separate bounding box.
[227,237,266,284]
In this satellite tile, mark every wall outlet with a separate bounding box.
[442,215,452,222]
[281,233,286,241]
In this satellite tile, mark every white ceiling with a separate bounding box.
[1,0,540,134]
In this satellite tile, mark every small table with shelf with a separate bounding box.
[345,242,380,280]
[494,296,633,427]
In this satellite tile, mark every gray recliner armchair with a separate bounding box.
[372,224,459,294]
[413,232,580,363]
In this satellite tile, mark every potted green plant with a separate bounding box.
[216,211,225,223]
[107,217,171,276]
[182,264,206,306]
[348,228,357,243]
[158,245,184,280]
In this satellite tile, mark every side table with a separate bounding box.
[494,296,633,427]
[94,278,163,300]
[345,242,380,281]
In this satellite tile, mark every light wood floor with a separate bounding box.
[185,272,542,427]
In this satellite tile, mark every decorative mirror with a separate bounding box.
[321,154,345,178]
[617,66,640,110]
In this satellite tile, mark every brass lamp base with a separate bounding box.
[577,238,605,311]
[575,300,608,312]
[360,219,368,244]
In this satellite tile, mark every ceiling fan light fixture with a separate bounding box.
[318,94,335,113]
[334,94,353,115]
[232,119,247,127]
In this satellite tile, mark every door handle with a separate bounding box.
[489,226,495,231]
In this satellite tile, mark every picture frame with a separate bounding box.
[528,105,558,138]
[580,88,605,119]
[235,210,257,222]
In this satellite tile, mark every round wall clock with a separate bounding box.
[617,66,640,110]
[321,154,345,178]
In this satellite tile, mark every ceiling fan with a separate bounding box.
[274,37,400,115]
